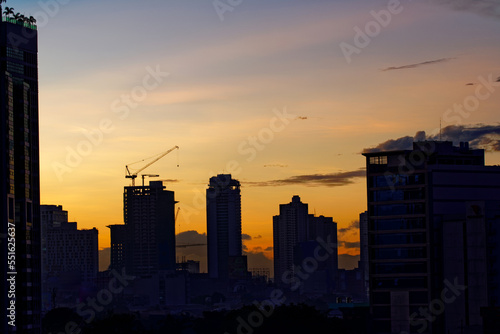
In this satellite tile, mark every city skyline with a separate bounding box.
[11,0,500,266]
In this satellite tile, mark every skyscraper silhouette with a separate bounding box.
[123,181,177,276]
[206,174,243,279]
[273,195,309,285]
[0,18,41,333]
[273,196,338,291]
[363,141,500,334]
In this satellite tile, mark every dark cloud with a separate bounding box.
[364,124,500,153]
[338,254,360,270]
[247,169,365,187]
[264,164,288,168]
[338,220,359,234]
[430,0,500,19]
[245,249,273,277]
[264,247,273,251]
[242,233,252,240]
[296,116,308,120]
[339,241,360,249]
[381,58,454,71]
[242,244,248,251]
[497,77,500,82]
[176,230,207,272]
[254,235,263,239]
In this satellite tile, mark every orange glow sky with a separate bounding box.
[15,0,500,268]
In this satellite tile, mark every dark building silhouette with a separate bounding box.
[40,205,98,311]
[206,174,244,279]
[107,224,126,271]
[273,196,338,292]
[359,211,369,301]
[0,18,41,333]
[123,180,177,276]
[363,141,500,334]
[273,195,308,285]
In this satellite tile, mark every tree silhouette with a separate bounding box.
[3,6,13,17]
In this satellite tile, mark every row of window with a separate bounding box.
[371,203,425,216]
[371,247,426,260]
[371,262,427,275]
[370,232,426,245]
[369,174,425,188]
[370,188,425,202]
[370,218,426,231]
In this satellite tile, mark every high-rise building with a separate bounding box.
[363,141,500,334]
[273,195,309,285]
[40,205,98,311]
[206,174,243,279]
[359,211,369,301]
[107,224,127,271]
[273,196,338,291]
[123,180,177,276]
[0,17,40,333]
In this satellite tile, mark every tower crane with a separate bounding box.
[125,146,179,186]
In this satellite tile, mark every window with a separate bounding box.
[370,156,387,165]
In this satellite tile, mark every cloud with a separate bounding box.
[247,169,365,187]
[254,235,263,239]
[264,164,288,168]
[296,116,308,120]
[176,230,207,272]
[363,124,500,153]
[381,58,454,71]
[430,0,500,19]
[339,241,360,249]
[264,247,273,251]
[242,233,252,240]
[338,220,359,234]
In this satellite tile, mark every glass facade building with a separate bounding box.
[363,141,500,334]
[0,18,40,333]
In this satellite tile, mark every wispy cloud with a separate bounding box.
[263,164,288,168]
[363,124,500,153]
[339,241,360,249]
[338,220,359,234]
[382,58,454,71]
[247,169,365,187]
[430,0,500,19]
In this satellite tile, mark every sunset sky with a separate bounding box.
[13,0,500,271]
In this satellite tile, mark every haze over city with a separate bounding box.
[12,0,500,270]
